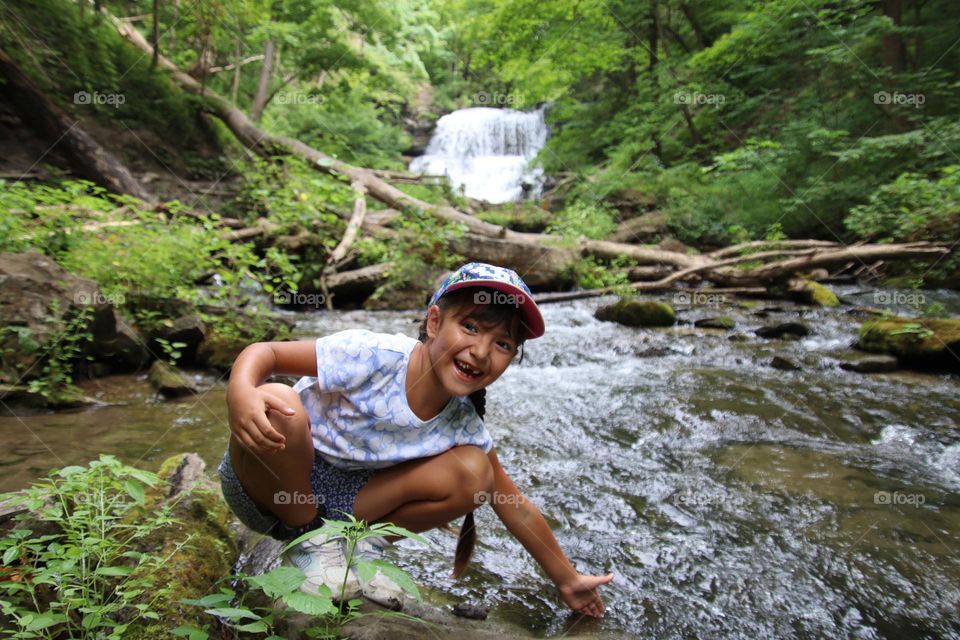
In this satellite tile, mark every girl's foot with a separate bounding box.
[355,536,404,610]
[283,533,362,601]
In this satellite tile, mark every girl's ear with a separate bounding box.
[425,304,442,340]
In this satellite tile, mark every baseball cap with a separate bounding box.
[427,262,545,340]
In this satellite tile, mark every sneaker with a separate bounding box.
[282,532,362,601]
[354,536,404,610]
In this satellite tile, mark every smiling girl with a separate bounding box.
[219,262,613,616]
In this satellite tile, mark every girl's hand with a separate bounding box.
[226,384,293,454]
[557,572,614,618]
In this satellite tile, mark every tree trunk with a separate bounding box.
[0,47,152,202]
[882,0,907,73]
[151,0,159,68]
[250,39,275,122]
[681,3,710,48]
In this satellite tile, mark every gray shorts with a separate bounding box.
[218,447,377,540]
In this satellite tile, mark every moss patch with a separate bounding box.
[858,317,960,371]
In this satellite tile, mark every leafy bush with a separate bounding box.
[0,456,185,639]
[545,200,617,239]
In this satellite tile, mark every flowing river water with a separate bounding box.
[2,287,959,638]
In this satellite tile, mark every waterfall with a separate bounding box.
[409,106,548,204]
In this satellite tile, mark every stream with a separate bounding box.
[2,287,959,638]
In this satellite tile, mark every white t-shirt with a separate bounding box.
[292,329,493,470]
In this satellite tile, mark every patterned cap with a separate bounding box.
[427,262,545,340]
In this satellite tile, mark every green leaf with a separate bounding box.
[203,607,259,620]
[54,466,86,478]
[3,546,19,564]
[281,591,337,616]
[123,479,145,504]
[246,566,305,598]
[367,560,420,599]
[180,593,233,607]
[172,625,209,640]
[236,621,269,633]
[25,611,68,631]
[96,565,134,577]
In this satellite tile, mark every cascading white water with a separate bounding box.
[409,106,548,204]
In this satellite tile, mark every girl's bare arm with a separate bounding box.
[486,448,613,617]
[226,340,319,453]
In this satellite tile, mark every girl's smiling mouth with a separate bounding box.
[454,358,483,379]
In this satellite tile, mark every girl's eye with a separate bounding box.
[463,321,478,332]
[497,341,515,351]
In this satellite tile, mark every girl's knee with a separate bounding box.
[258,383,309,436]
[449,445,494,498]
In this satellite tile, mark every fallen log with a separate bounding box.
[0,48,153,202]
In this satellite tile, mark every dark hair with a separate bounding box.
[416,286,527,577]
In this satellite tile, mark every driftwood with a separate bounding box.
[99,14,955,297]
[320,180,369,309]
[0,48,154,202]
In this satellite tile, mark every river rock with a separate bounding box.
[125,453,240,639]
[150,314,206,364]
[0,251,107,381]
[786,278,840,307]
[771,355,801,371]
[755,322,810,339]
[148,360,197,397]
[856,316,960,371]
[595,299,676,327]
[695,316,736,330]
[839,354,899,373]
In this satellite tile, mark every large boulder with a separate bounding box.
[595,299,676,327]
[0,251,149,395]
[857,317,960,371]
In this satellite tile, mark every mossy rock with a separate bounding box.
[786,278,839,307]
[148,360,197,398]
[125,454,239,639]
[857,317,960,371]
[595,299,676,327]
[694,316,736,330]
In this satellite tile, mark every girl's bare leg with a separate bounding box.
[352,445,494,532]
[228,382,318,527]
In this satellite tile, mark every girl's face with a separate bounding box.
[425,303,519,395]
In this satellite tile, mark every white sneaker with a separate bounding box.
[282,533,361,601]
[355,536,404,610]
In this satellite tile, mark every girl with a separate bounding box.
[220,262,613,617]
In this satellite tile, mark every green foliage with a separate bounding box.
[564,255,635,292]
[177,516,431,639]
[24,304,95,402]
[0,456,185,639]
[358,208,468,293]
[545,200,617,239]
[845,165,960,243]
